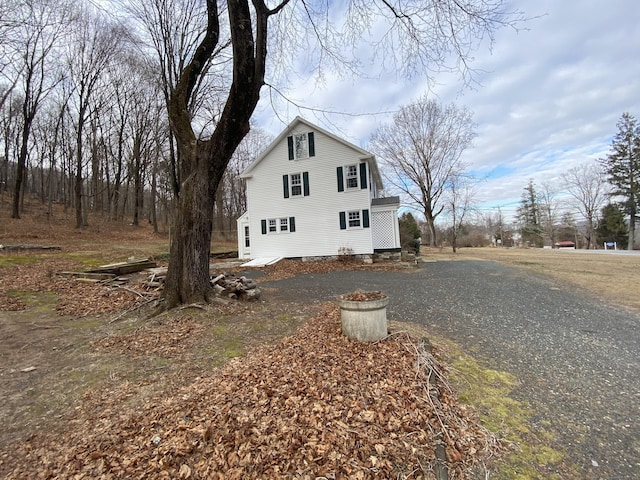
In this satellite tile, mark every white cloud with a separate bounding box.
[254,0,640,222]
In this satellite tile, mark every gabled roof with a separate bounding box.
[240,116,383,190]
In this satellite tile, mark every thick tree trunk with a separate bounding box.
[425,214,437,248]
[163,152,214,308]
[161,0,267,309]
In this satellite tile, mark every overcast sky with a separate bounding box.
[253,0,640,223]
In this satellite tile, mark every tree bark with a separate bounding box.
[163,150,214,306]
[162,0,268,309]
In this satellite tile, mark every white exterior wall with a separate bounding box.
[243,124,374,258]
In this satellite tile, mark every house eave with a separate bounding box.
[241,116,384,187]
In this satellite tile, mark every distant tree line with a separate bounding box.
[393,111,639,252]
[0,0,271,237]
[510,112,638,250]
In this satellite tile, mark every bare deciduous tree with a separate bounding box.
[444,175,477,253]
[562,163,609,249]
[9,0,70,218]
[123,0,524,308]
[538,182,559,246]
[66,6,124,228]
[369,96,476,247]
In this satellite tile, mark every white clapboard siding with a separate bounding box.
[238,117,395,259]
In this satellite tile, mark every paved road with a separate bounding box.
[262,260,640,479]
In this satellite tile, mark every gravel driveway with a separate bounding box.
[263,260,640,479]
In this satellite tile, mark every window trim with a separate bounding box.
[345,164,359,189]
[263,217,296,234]
[339,209,370,230]
[347,210,361,228]
[283,172,310,198]
[287,131,315,160]
[290,173,302,197]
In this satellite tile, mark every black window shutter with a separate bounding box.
[282,174,289,198]
[308,132,315,157]
[337,167,344,192]
[363,209,370,228]
[339,211,346,230]
[261,219,267,234]
[287,136,294,160]
[303,171,310,196]
[289,217,296,232]
[359,162,368,189]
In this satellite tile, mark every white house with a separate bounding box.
[236,117,400,261]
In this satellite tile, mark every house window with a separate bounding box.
[348,210,361,228]
[295,134,308,159]
[339,209,370,230]
[283,172,310,198]
[262,217,296,234]
[287,132,315,160]
[346,164,358,189]
[290,173,302,196]
[244,226,250,248]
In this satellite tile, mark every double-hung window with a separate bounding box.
[290,173,302,196]
[283,172,310,198]
[348,210,361,227]
[261,217,296,234]
[346,164,359,189]
[337,163,368,192]
[339,209,370,230]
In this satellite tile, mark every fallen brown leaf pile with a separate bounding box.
[6,305,499,479]
[258,259,403,282]
[340,291,387,302]
[0,258,149,316]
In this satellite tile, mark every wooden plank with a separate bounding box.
[87,259,157,275]
[0,244,61,251]
[60,271,117,281]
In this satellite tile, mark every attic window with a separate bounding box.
[295,134,308,158]
[287,132,315,160]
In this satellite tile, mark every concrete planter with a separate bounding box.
[337,294,388,342]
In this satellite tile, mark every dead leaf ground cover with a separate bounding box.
[1,203,498,479]
[5,305,499,479]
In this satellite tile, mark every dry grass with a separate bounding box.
[421,246,640,314]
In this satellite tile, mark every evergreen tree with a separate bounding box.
[597,203,629,249]
[398,212,422,254]
[602,112,640,249]
[517,179,543,247]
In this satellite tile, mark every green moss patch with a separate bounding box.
[0,255,39,268]
[435,338,578,479]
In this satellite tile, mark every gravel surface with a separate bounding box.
[263,260,640,479]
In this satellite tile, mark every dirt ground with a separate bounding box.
[2,202,637,478]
